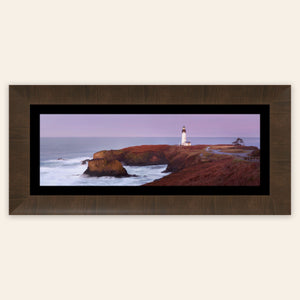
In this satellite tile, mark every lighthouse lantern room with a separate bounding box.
[181,126,191,146]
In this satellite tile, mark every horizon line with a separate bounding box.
[40,136,260,138]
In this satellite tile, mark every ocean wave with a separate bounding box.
[40,157,170,186]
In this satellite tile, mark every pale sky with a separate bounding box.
[40,114,260,137]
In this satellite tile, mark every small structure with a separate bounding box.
[181,126,192,146]
[232,138,244,146]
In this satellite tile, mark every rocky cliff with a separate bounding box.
[83,158,129,177]
[83,144,260,186]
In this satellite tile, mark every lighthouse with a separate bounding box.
[181,126,191,146]
[181,126,187,145]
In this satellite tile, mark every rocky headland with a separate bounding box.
[83,144,260,186]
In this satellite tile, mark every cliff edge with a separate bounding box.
[83,144,260,186]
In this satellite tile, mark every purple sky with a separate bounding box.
[40,114,260,137]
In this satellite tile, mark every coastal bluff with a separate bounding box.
[83,144,260,186]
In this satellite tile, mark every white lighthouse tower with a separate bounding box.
[181,126,187,145]
[181,126,191,146]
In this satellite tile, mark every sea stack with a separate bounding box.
[83,158,130,177]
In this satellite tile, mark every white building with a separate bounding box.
[181,126,191,146]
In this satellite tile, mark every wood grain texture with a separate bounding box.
[9,85,291,215]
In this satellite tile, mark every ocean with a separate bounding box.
[40,137,260,186]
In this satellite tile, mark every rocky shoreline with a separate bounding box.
[83,144,260,186]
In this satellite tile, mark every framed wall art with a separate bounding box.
[9,85,291,215]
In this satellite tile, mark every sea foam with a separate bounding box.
[40,157,170,186]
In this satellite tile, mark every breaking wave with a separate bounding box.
[40,157,170,186]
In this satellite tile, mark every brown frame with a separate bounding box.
[9,85,291,215]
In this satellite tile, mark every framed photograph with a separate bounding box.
[9,85,291,215]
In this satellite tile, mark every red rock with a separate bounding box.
[145,157,260,186]
[84,159,129,177]
[84,144,260,185]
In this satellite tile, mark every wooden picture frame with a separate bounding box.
[9,85,291,215]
